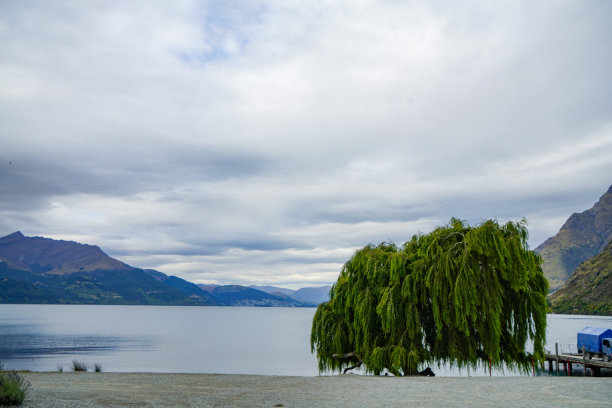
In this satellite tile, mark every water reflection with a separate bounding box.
[0,305,610,376]
[0,304,318,375]
[0,331,155,359]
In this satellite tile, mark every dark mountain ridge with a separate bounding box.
[0,231,327,307]
[0,231,215,305]
[0,231,130,274]
[144,269,213,300]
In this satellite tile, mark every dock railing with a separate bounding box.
[544,342,612,377]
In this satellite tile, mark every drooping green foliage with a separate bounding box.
[311,218,549,375]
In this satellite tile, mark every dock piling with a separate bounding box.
[582,346,586,377]
[555,343,559,376]
[545,347,611,378]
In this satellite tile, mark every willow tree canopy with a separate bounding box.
[310,218,548,375]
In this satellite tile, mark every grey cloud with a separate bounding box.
[108,238,306,258]
[293,198,438,225]
[1,1,611,286]
[0,144,272,209]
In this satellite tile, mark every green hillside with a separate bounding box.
[548,240,612,315]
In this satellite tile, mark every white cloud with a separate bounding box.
[1,0,611,287]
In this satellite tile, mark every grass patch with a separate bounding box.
[72,360,87,372]
[0,362,31,406]
[94,363,102,373]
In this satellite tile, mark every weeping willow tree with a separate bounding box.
[311,218,549,376]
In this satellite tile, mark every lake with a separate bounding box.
[1,304,611,376]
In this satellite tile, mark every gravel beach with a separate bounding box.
[20,372,612,407]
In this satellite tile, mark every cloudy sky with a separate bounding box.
[1,0,611,289]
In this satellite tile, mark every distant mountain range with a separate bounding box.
[0,231,330,307]
[195,284,331,306]
[196,284,313,307]
[248,285,296,296]
[4,185,609,313]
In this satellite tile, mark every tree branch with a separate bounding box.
[332,352,363,374]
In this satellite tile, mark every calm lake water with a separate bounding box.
[1,304,611,376]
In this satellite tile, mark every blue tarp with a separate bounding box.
[577,327,612,353]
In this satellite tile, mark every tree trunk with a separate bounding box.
[332,352,363,374]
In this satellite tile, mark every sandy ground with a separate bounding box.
[20,372,612,408]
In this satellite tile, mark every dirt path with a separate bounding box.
[22,372,612,407]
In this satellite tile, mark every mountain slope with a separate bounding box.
[0,231,325,307]
[535,185,612,290]
[0,231,131,274]
[548,240,612,315]
[0,262,205,305]
[144,269,217,304]
[0,231,215,305]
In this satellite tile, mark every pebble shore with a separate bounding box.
[22,372,612,407]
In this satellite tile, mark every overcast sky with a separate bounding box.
[1,0,611,289]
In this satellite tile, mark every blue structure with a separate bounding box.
[577,327,612,357]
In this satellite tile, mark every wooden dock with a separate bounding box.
[545,343,612,377]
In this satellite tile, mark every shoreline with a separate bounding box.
[21,372,612,407]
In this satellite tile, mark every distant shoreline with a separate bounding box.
[3,303,611,316]
[21,372,612,408]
